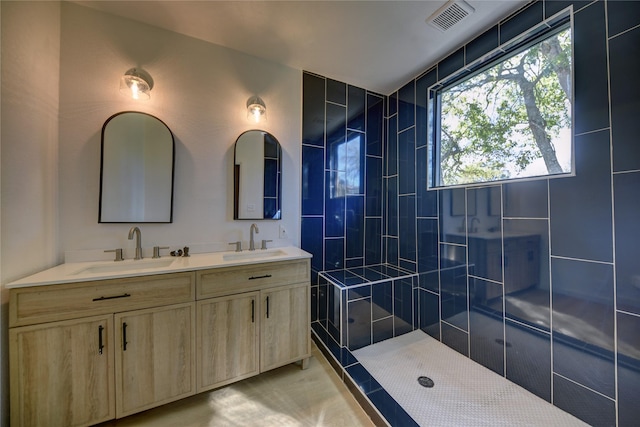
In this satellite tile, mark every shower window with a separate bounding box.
[429,12,573,188]
[329,133,364,197]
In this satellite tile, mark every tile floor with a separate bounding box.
[98,342,374,427]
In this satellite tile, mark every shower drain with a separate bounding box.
[417,376,435,388]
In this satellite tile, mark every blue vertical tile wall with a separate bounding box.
[469,277,504,376]
[553,374,616,426]
[325,171,345,238]
[302,73,384,278]
[301,217,323,274]
[415,69,435,150]
[610,35,640,427]
[440,243,468,331]
[393,277,414,336]
[365,156,382,216]
[552,257,615,397]
[465,25,499,64]
[549,129,613,263]
[366,94,384,267]
[303,1,639,424]
[365,217,382,265]
[302,73,325,147]
[396,82,416,274]
[348,86,365,131]
[614,172,640,315]
[367,94,383,157]
[345,196,364,261]
[609,18,640,172]
[500,1,543,43]
[573,1,610,135]
[441,321,468,357]
[398,195,416,272]
[326,78,346,104]
[417,218,437,273]
[617,311,640,426]
[503,218,550,331]
[301,145,324,216]
[505,320,551,402]
[386,115,397,177]
[398,128,415,195]
[418,287,439,339]
[503,179,548,218]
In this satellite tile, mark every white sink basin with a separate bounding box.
[72,258,175,275]
[222,249,286,262]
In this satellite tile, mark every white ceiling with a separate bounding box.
[74,0,527,94]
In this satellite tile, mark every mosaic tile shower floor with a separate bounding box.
[353,330,588,427]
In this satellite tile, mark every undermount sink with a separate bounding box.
[73,258,175,275]
[222,249,286,262]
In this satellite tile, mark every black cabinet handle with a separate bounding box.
[122,322,128,351]
[266,296,270,319]
[251,299,255,323]
[249,274,272,280]
[98,325,104,355]
[93,293,131,302]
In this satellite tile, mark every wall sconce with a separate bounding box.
[120,68,154,100]
[247,95,266,123]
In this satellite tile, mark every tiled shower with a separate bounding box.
[302,1,640,426]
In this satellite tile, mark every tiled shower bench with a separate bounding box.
[311,264,421,426]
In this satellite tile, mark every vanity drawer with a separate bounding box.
[196,259,310,299]
[9,272,195,327]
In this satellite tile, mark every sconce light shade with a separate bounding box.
[120,68,154,100]
[247,95,267,123]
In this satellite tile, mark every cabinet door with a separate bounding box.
[197,292,259,392]
[115,302,196,418]
[260,283,310,371]
[10,315,114,427]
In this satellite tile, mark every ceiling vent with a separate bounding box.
[426,0,475,32]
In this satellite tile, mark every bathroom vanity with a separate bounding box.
[7,247,311,427]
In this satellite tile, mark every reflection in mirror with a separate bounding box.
[99,112,174,223]
[234,130,281,220]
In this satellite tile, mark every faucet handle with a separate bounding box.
[105,248,124,262]
[153,246,170,259]
[261,239,273,250]
[229,241,242,252]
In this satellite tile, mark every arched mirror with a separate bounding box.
[99,112,174,223]
[234,130,282,220]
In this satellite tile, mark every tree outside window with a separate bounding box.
[433,25,573,187]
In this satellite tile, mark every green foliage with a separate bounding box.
[438,28,572,186]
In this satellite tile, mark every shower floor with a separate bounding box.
[352,330,587,427]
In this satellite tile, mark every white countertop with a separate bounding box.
[7,246,312,289]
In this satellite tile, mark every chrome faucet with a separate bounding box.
[249,223,259,251]
[128,226,143,260]
[469,217,480,233]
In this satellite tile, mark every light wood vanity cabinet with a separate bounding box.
[114,302,196,418]
[197,292,260,391]
[9,272,196,427]
[261,282,310,371]
[9,272,194,327]
[9,256,311,427]
[196,259,311,392]
[10,314,115,427]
